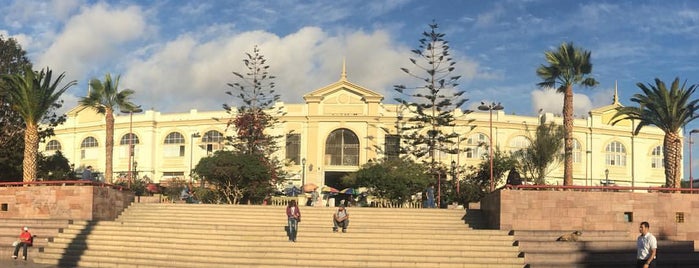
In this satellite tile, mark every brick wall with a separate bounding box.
[0,185,134,220]
[481,189,699,241]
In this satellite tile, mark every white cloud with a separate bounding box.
[36,3,146,81]
[531,87,593,118]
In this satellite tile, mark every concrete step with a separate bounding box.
[61,223,508,237]
[511,230,633,241]
[34,203,523,267]
[519,240,695,252]
[35,254,525,268]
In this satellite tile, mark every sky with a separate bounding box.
[2,0,699,176]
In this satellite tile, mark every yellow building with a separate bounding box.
[41,71,671,189]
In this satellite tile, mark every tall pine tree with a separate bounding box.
[393,22,471,167]
[223,45,286,191]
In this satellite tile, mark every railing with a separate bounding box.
[0,180,127,191]
[506,184,699,193]
[269,196,423,208]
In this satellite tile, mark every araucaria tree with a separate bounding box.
[394,22,469,168]
[1,67,75,181]
[612,78,699,189]
[219,45,285,201]
[79,74,138,183]
[536,42,598,186]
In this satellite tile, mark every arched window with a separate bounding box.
[465,133,488,159]
[605,141,626,166]
[202,130,224,154]
[508,136,530,153]
[80,137,98,160]
[164,132,185,144]
[81,137,98,148]
[325,128,359,166]
[46,140,61,151]
[163,132,185,157]
[572,139,582,163]
[651,146,663,169]
[120,133,140,145]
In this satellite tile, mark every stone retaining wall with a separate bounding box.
[0,185,134,220]
[481,189,699,240]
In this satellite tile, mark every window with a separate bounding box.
[163,132,185,157]
[81,137,98,148]
[119,133,140,145]
[286,133,301,164]
[651,146,663,168]
[509,136,530,154]
[202,130,225,154]
[325,128,359,166]
[164,132,185,144]
[605,141,626,166]
[465,133,488,159]
[384,135,400,160]
[80,137,99,160]
[572,139,582,163]
[46,140,61,151]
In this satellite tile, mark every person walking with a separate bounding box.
[636,221,657,268]
[332,204,350,233]
[286,200,301,242]
[12,226,33,261]
[426,185,435,208]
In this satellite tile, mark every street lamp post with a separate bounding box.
[121,107,143,189]
[190,132,201,183]
[301,158,306,187]
[451,160,457,198]
[689,129,699,193]
[604,169,609,185]
[478,102,504,192]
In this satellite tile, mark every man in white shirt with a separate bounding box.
[636,221,657,268]
[332,205,349,233]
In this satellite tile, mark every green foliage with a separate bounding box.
[161,177,188,202]
[393,21,471,166]
[514,122,565,184]
[536,42,597,186]
[79,73,138,183]
[458,147,517,204]
[37,150,73,181]
[612,77,699,188]
[1,66,75,181]
[344,159,431,203]
[221,46,285,189]
[194,150,276,204]
[0,35,32,152]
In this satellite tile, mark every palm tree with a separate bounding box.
[79,73,137,183]
[611,78,699,189]
[536,42,598,186]
[0,67,75,182]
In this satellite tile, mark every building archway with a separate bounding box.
[324,128,359,166]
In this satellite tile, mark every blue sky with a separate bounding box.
[2,0,699,175]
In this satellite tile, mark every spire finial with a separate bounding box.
[341,57,347,80]
[613,80,619,105]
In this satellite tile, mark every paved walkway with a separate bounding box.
[0,260,61,268]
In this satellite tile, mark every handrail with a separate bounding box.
[0,180,127,191]
[506,184,699,193]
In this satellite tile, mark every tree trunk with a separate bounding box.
[105,109,114,183]
[562,85,574,186]
[22,123,39,182]
[663,132,681,190]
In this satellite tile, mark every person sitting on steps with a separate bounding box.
[332,204,350,233]
[12,226,33,261]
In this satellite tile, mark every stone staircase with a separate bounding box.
[512,230,699,268]
[0,219,74,260]
[34,203,524,267]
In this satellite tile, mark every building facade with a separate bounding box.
[41,73,672,189]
